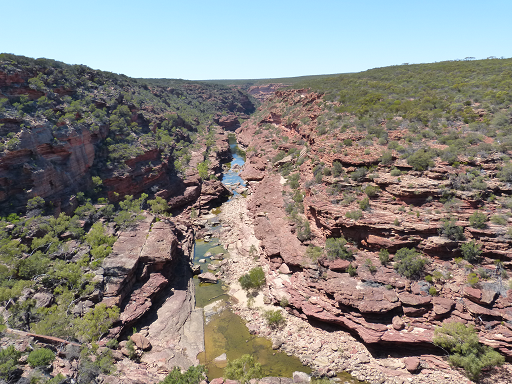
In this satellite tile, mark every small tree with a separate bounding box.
[0,345,21,380]
[27,348,55,367]
[439,218,465,241]
[324,237,353,260]
[469,211,487,229]
[159,365,205,384]
[224,354,263,384]
[394,248,429,279]
[433,322,504,381]
[148,196,169,215]
[407,148,435,171]
[379,249,390,265]
[239,267,265,292]
[460,240,482,263]
[263,309,286,328]
[74,303,120,342]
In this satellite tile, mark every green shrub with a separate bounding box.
[433,322,504,381]
[325,237,353,260]
[364,185,380,197]
[148,196,169,215]
[364,258,377,274]
[380,151,393,165]
[359,196,370,210]
[425,275,433,283]
[287,173,300,189]
[296,218,311,241]
[27,348,55,367]
[306,245,323,261]
[390,168,401,176]
[439,218,465,241]
[490,214,508,225]
[224,354,263,384]
[159,365,205,384]
[0,345,21,380]
[394,248,429,279]
[264,309,286,328]
[498,162,512,182]
[239,267,266,291]
[407,148,435,171]
[429,286,438,296]
[74,303,120,342]
[467,272,480,287]
[469,211,487,229]
[345,210,363,221]
[460,240,482,263]
[347,264,357,277]
[379,249,390,265]
[332,161,343,177]
[350,167,367,181]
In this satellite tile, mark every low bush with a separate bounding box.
[239,267,266,291]
[394,248,429,279]
[467,272,480,287]
[27,348,55,367]
[407,148,435,171]
[325,237,353,260]
[379,249,390,265]
[0,345,21,380]
[433,322,504,380]
[306,245,323,261]
[460,240,482,263]
[159,365,205,384]
[359,196,370,210]
[490,214,508,225]
[439,218,465,241]
[345,210,363,221]
[224,354,264,384]
[364,185,380,197]
[350,167,367,181]
[264,310,286,328]
[469,211,487,229]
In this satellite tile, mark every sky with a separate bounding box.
[2,0,512,80]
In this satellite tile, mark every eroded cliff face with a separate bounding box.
[236,89,512,362]
[0,59,254,215]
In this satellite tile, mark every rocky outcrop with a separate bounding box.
[247,84,289,102]
[101,215,179,335]
[0,124,106,212]
[236,88,512,365]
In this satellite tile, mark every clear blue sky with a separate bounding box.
[2,0,511,80]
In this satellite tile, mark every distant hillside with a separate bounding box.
[0,53,255,212]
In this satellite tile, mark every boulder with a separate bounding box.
[398,292,431,306]
[278,263,291,274]
[198,272,218,283]
[403,357,421,373]
[464,286,482,303]
[432,297,455,318]
[130,333,151,351]
[33,291,54,308]
[293,372,311,383]
[392,316,405,330]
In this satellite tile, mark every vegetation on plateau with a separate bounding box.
[433,322,504,380]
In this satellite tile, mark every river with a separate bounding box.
[192,134,364,383]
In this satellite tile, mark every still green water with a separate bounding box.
[193,239,230,308]
[194,238,311,379]
[198,309,311,379]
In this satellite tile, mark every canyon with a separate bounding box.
[1,55,512,384]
